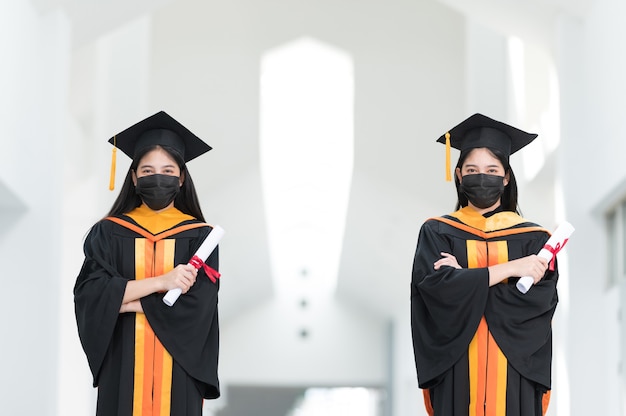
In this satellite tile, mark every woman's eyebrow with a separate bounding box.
[138,163,176,169]
[464,163,501,168]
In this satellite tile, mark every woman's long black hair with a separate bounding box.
[106,144,206,221]
[454,147,520,214]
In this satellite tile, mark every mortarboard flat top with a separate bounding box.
[436,113,537,158]
[108,111,212,163]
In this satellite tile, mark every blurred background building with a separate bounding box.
[1,0,624,415]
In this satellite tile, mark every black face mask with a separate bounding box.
[460,173,505,209]
[135,174,181,211]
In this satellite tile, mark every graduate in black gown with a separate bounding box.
[411,114,559,416]
[74,111,221,416]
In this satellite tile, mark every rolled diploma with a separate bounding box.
[163,225,225,306]
[516,221,574,294]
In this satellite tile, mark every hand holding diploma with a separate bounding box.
[163,225,225,306]
[517,221,574,294]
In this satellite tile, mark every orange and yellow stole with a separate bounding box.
[466,239,509,416]
[133,237,175,416]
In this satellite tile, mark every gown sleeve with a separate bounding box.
[73,220,128,386]
[141,225,221,399]
[411,219,489,388]
[485,231,558,389]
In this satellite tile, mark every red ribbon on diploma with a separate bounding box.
[543,238,568,271]
[189,255,221,283]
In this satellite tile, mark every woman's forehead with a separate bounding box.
[138,147,178,166]
[462,148,502,165]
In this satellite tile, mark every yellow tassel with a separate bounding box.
[445,131,451,182]
[109,136,117,191]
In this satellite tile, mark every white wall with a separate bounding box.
[556,0,626,414]
[0,1,70,415]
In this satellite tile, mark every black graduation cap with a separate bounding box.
[107,111,212,190]
[435,113,537,181]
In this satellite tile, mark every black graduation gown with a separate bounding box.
[411,206,558,416]
[74,207,220,416]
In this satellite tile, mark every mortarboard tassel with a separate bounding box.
[109,136,117,191]
[445,131,451,182]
